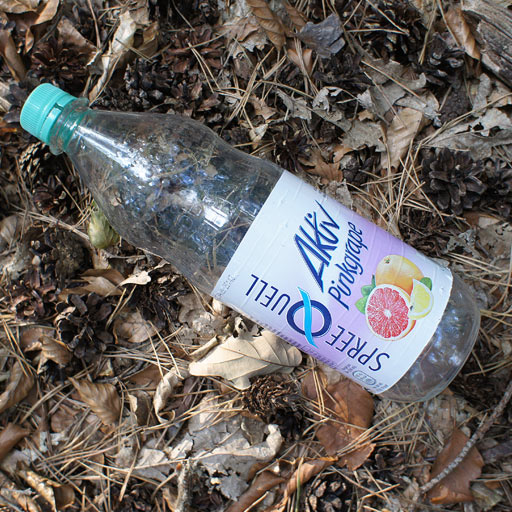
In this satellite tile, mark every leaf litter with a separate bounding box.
[0,0,512,511]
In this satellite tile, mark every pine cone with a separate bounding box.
[342,152,378,187]
[30,37,89,96]
[56,293,114,364]
[337,0,426,66]
[124,59,174,111]
[421,149,486,215]
[19,142,82,220]
[481,162,512,219]
[8,227,89,320]
[313,52,371,116]
[302,470,355,512]
[421,33,465,88]
[242,375,304,439]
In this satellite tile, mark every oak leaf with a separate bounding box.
[189,330,301,389]
[0,360,34,413]
[302,371,374,470]
[70,378,121,426]
[427,427,484,504]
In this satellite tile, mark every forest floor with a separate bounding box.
[0,1,511,511]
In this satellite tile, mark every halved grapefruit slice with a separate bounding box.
[366,284,415,340]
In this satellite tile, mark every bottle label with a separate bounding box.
[212,172,453,393]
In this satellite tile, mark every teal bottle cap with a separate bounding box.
[20,84,77,145]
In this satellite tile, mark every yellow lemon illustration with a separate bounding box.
[375,255,423,295]
[408,279,434,319]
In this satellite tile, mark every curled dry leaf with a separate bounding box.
[189,330,302,390]
[154,368,189,422]
[0,472,41,512]
[0,25,26,80]
[246,0,286,51]
[427,427,484,504]
[113,309,157,343]
[40,335,72,366]
[302,371,374,470]
[0,423,29,463]
[226,470,285,512]
[381,107,424,170]
[0,360,34,414]
[445,7,481,60]
[70,378,121,426]
[18,467,74,512]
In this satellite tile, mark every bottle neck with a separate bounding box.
[48,98,89,155]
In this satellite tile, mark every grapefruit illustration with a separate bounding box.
[375,255,423,295]
[366,284,415,340]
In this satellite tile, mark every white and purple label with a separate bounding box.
[212,172,452,393]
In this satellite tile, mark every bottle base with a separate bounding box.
[379,273,481,402]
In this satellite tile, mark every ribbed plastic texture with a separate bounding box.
[20,84,76,144]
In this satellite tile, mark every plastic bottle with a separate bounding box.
[20,84,481,401]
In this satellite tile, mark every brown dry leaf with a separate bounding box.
[20,326,53,351]
[189,330,302,389]
[247,0,286,51]
[127,363,162,389]
[24,0,59,51]
[70,378,121,426]
[303,371,374,470]
[303,149,342,181]
[0,423,29,463]
[0,360,34,414]
[0,0,39,14]
[287,46,314,75]
[283,0,306,30]
[40,335,72,366]
[19,467,74,512]
[445,7,481,60]
[113,309,157,343]
[59,268,124,298]
[250,95,277,121]
[57,17,97,58]
[427,427,484,504]
[270,459,333,512]
[226,470,285,512]
[119,270,151,286]
[0,26,26,80]
[381,107,423,170]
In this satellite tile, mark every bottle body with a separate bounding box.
[48,100,479,401]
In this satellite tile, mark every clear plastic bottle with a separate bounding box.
[20,84,480,401]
